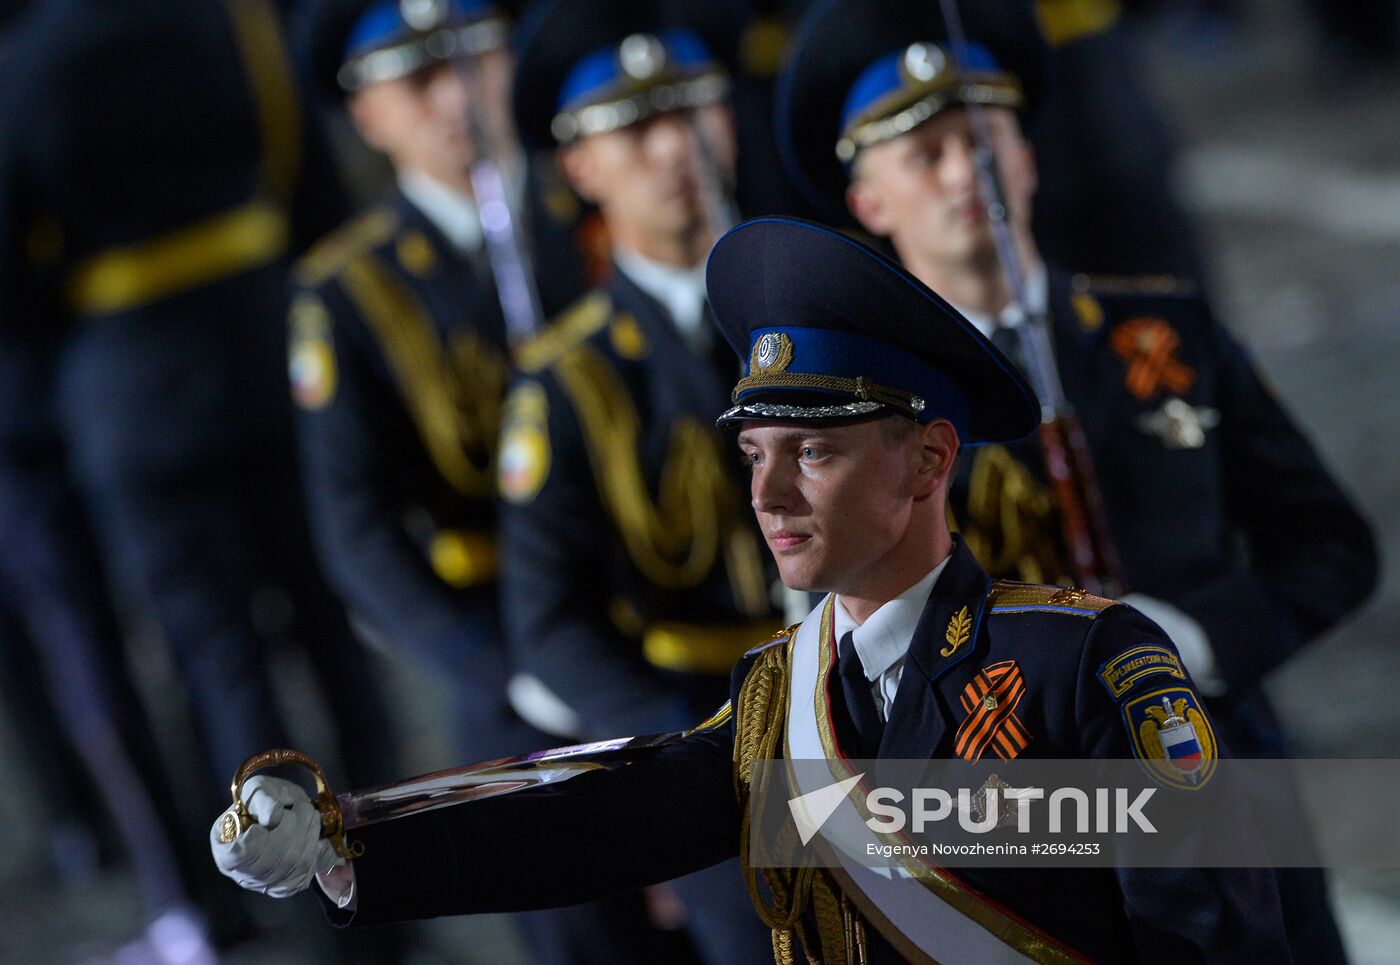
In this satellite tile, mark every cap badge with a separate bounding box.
[400,0,448,32]
[903,43,946,84]
[619,34,666,80]
[750,332,794,374]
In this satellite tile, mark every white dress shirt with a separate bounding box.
[945,260,1049,340]
[831,554,952,721]
[397,169,484,256]
[612,246,713,356]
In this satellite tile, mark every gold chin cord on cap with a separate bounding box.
[216,748,362,860]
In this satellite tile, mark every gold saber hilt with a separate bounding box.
[216,748,360,860]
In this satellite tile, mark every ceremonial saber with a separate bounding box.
[216,731,688,858]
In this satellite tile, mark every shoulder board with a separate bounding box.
[1070,273,1197,298]
[744,622,801,657]
[514,292,613,373]
[294,207,399,288]
[987,580,1118,619]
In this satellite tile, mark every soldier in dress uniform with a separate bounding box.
[0,0,398,821]
[0,336,220,959]
[489,1,783,960]
[499,0,779,768]
[294,6,682,959]
[291,0,590,764]
[211,216,1293,964]
[774,1,1379,960]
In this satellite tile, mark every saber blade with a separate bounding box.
[222,731,688,852]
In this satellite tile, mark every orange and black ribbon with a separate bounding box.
[1110,317,1195,400]
[954,660,1032,762]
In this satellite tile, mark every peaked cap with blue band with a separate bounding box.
[708,217,1039,445]
[301,0,510,101]
[776,0,1049,220]
[511,0,740,151]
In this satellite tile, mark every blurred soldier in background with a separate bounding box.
[778,1,1379,961]
[0,335,223,963]
[0,0,398,847]
[293,3,691,962]
[290,0,588,767]
[0,6,220,961]
[496,0,780,961]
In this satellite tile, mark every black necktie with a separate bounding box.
[990,323,1028,378]
[834,631,885,760]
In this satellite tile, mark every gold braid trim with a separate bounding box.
[810,872,851,964]
[962,444,1067,585]
[732,372,924,416]
[736,638,828,961]
[222,0,301,200]
[770,927,796,965]
[553,343,734,590]
[341,253,502,498]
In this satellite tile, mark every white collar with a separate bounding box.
[612,245,712,353]
[832,553,952,682]
[948,261,1049,338]
[397,169,483,256]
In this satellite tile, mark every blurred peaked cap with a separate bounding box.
[776,0,1048,220]
[301,0,509,101]
[511,0,743,151]
[707,217,1040,445]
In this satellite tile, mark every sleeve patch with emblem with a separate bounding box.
[288,293,336,410]
[498,381,550,504]
[1123,686,1217,790]
[1098,645,1186,699]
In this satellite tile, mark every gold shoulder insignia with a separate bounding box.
[745,622,800,656]
[294,207,399,288]
[514,292,613,373]
[988,580,1118,618]
[1070,272,1197,298]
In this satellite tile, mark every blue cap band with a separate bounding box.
[557,29,717,114]
[344,0,494,61]
[736,325,971,435]
[840,40,1002,134]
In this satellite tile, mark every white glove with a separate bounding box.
[209,775,344,898]
[1122,593,1226,697]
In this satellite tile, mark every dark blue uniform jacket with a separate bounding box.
[327,538,1291,964]
[289,180,587,756]
[497,267,779,738]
